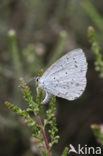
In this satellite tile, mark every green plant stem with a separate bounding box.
[62,147,69,156]
[91,124,103,146]
[8,30,23,78]
[81,0,103,34]
[8,30,23,103]
[47,31,67,67]
[88,26,103,78]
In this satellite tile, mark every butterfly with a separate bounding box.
[35,49,87,104]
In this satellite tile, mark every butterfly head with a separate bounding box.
[35,77,40,85]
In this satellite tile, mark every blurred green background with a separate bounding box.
[1,0,103,155]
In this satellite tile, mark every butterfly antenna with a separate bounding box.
[27,77,36,85]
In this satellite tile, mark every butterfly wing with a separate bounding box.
[39,49,87,100]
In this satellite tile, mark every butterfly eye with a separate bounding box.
[35,77,39,83]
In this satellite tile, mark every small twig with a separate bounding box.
[37,116,51,156]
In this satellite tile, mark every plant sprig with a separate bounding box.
[88,26,103,78]
[91,124,103,147]
[5,77,62,156]
[46,95,59,148]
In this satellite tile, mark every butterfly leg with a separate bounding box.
[36,87,52,104]
[41,91,52,104]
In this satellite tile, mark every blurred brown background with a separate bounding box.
[0,0,103,155]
